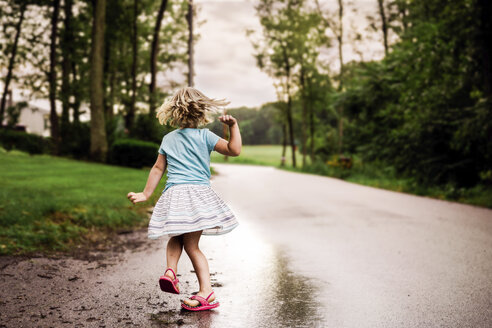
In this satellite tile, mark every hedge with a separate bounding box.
[109,138,159,168]
[0,129,51,154]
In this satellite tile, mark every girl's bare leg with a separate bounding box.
[182,230,215,306]
[165,235,184,280]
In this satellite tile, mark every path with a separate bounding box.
[1,163,491,327]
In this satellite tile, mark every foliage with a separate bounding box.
[130,114,174,144]
[109,138,159,168]
[333,0,492,187]
[207,104,283,145]
[0,129,51,154]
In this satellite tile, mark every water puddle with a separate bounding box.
[150,220,326,327]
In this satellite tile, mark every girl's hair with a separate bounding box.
[156,87,229,127]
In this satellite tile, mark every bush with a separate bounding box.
[0,129,51,154]
[109,138,159,168]
[130,114,174,144]
[60,123,91,159]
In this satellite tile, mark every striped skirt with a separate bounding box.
[148,184,238,238]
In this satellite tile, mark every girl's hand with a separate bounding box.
[218,114,237,127]
[127,192,147,204]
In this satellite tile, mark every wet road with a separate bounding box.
[2,163,492,327]
[208,163,492,328]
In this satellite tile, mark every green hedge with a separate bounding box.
[0,129,51,154]
[109,138,159,168]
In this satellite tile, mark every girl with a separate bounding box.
[126,87,241,311]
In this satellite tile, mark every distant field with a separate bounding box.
[0,150,165,255]
[211,145,309,167]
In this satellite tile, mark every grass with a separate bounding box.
[211,144,308,167]
[214,145,492,208]
[0,149,165,255]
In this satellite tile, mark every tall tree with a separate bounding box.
[149,0,168,115]
[60,0,74,141]
[186,0,194,86]
[0,2,26,125]
[90,0,108,161]
[126,0,138,131]
[253,0,323,168]
[378,0,389,55]
[48,0,61,153]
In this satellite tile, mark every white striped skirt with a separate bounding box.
[148,184,239,238]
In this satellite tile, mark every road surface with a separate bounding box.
[1,163,491,327]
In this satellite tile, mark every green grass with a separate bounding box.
[0,150,165,255]
[211,144,308,167]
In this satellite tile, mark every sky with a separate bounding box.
[191,0,386,108]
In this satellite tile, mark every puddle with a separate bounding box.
[150,220,326,327]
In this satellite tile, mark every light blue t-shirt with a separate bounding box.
[158,128,221,192]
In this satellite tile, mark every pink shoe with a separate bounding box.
[181,291,220,311]
[159,268,180,294]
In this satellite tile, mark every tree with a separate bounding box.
[186,0,194,87]
[0,2,26,125]
[253,0,323,168]
[48,0,61,153]
[60,0,74,141]
[149,0,168,115]
[316,0,345,154]
[378,0,389,55]
[90,0,108,161]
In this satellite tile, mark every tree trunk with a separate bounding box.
[0,3,26,126]
[308,79,315,162]
[187,0,194,87]
[149,0,168,115]
[61,0,74,142]
[90,0,108,162]
[281,122,287,167]
[378,0,389,56]
[126,0,138,131]
[49,0,61,154]
[337,0,344,155]
[286,94,296,168]
[300,66,307,168]
[72,62,81,125]
[282,45,296,168]
[477,0,492,98]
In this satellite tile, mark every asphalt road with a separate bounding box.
[1,163,491,328]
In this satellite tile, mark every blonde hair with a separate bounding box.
[156,87,229,127]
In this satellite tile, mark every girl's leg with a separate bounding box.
[182,230,215,306]
[165,235,184,279]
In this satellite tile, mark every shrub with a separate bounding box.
[0,129,51,154]
[60,123,91,159]
[109,138,159,168]
[130,114,174,144]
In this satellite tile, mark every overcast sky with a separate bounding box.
[192,0,385,108]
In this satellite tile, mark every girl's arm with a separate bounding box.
[127,154,167,204]
[215,115,242,157]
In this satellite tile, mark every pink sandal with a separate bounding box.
[159,268,180,294]
[181,291,220,311]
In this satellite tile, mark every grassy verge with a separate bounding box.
[0,149,165,255]
[213,145,492,208]
[211,144,307,167]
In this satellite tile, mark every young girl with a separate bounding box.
[126,87,241,311]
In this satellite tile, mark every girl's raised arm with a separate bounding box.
[127,154,167,204]
[215,115,242,157]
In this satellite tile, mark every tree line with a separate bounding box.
[251,0,492,187]
[0,0,196,161]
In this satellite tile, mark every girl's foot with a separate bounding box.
[159,268,180,294]
[183,291,214,307]
[181,291,219,311]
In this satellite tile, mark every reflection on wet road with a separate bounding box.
[152,220,326,328]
